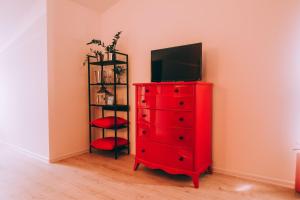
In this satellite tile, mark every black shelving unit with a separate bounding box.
[87,52,129,159]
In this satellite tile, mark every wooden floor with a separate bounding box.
[0,147,299,200]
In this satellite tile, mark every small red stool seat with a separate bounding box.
[91,137,128,150]
[90,116,128,129]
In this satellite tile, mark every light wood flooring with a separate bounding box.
[0,146,299,200]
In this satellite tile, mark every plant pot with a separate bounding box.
[115,74,120,84]
[99,53,104,62]
[94,70,100,83]
[95,53,104,62]
[106,52,113,61]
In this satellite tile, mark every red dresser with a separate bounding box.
[133,81,213,188]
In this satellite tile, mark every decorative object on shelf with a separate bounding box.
[84,31,122,65]
[104,70,114,83]
[106,52,113,61]
[91,49,104,62]
[106,95,114,105]
[113,65,126,83]
[105,31,122,59]
[102,70,108,83]
[94,70,101,84]
[96,93,106,105]
[96,86,111,105]
[86,51,129,159]
[83,39,105,66]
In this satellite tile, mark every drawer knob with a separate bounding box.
[142,130,147,135]
[174,88,179,93]
[145,89,149,93]
[142,100,146,103]
[179,156,184,161]
[179,101,184,106]
[179,117,184,122]
[142,114,147,118]
[179,136,184,140]
[141,149,145,153]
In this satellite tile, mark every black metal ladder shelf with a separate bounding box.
[87,52,129,159]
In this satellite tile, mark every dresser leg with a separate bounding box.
[192,174,199,188]
[133,160,140,171]
[206,165,213,174]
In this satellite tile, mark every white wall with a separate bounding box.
[1,0,300,188]
[47,0,102,161]
[0,0,49,159]
[98,0,300,187]
[0,0,106,162]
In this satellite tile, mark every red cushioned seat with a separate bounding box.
[91,116,128,129]
[91,137,128,150]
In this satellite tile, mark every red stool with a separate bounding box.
[296,153,300,192]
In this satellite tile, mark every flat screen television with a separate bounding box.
[151,43,202,82]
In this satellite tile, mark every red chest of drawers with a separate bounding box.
[133,81,213,188]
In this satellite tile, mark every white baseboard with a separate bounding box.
[0,141,49,163]
[213,167,294,189]
[49,149,88,163]
[1,140,294,188]
[0,140,88,163]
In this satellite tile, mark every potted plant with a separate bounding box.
[96,85,112,105]
[105,31,122,60]
[113,65,126,83]
[84,31,122,65]
[83,39,105,66]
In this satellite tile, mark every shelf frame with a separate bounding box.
[87,52,130,159]
[90,83,127,86]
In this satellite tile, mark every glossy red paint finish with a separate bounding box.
[137,109,194,128]
[137,123,194,148]
[137,141,194,170]
[134,82,213,188]
[138,95,194,110]
[296,153,300,192]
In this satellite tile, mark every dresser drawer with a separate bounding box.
[137,85,159,96]
[137,141,194,170]
[137,109,194,128]
[161,85,194,97]
[137,95,155,108]
[155,96,194,110]
[137,123,194,148]
[152,126,194,148]
[138,96,194,110]
[136,123,151,140]
[137,109,151,124]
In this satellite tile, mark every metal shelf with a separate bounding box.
[90,60,127,66]
[90,125,128,130]
[90,104,129,111]
[87,52,130,159]
[90,83,127,86]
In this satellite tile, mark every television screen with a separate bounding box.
[151,43,202,82]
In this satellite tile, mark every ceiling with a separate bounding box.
[0,0,43,52]
[70,0,120,13]
[0,0,119,52]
